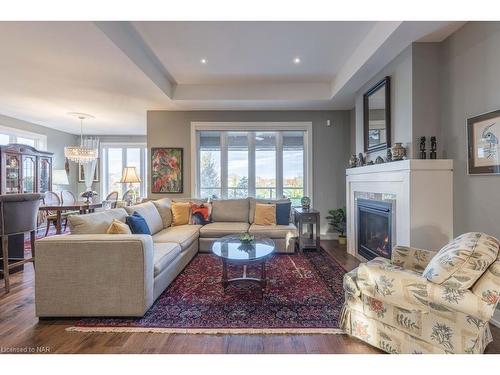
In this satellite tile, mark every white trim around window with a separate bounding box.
[190,122,313,204]
[0,124,47,150]
[100,142,148,198]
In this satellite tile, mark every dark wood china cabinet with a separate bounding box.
[0,143,53,195]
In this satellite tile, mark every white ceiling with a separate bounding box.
[0,21,465,135]
[133,21,375,84]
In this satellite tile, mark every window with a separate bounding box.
[194,123,311,206]
[0,125,47,150]
[101,144,147,198]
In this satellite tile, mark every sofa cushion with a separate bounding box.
[152,198,172,228]
[171,202,191,226]
[124,201,163,234]
[199,222,250,238]
[276,201,292,225]
[68,208,128,234]
[152,225,202,250]
[249,223,298,239]
[249,197,291,223]
[153,242,182,277]
[211,198,249,222]
[106,219,132,234]
[126,212,151,235]
[254,203,276,225]
[423,232,500,289]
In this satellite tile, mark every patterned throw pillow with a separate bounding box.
[171,202,191,226]
[254,203,276,226]
[106,219,132,234]
[423,232,500,289]
[190,202,212,225]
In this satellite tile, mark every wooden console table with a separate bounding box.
[293,207,321,252]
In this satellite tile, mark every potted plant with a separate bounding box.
[326,207,347,245]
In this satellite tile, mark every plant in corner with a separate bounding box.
[326,207,347,245]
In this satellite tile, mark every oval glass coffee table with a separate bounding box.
[211,234,275,293]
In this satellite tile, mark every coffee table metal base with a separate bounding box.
[222,259,267,293]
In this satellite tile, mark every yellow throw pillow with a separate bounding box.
[171,202,191,226]
[254,203,276,226]
[106,219,132,234]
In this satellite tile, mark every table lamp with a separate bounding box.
[120,166,142,204]
[52,169,69,191]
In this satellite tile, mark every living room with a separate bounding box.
[1,0,500,372]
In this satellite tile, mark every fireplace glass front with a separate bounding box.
[357,198,393,260]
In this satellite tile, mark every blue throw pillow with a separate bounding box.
[275,202,291,225]
[126,212,151,235]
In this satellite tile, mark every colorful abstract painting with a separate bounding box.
[151,147,183,193]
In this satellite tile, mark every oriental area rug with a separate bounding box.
[68,249,346,334]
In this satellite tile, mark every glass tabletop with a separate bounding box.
[211,235,275,261]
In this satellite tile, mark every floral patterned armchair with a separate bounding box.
[341,232,500,354]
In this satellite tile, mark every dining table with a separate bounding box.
[38,201,103,234]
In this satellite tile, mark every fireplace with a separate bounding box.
[357,198,393,260]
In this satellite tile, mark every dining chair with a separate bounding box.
[104,191,119,209]
[122,189,135,206]
[60,190,80,230]
[43,191,61,237]
[61,190,76,205]
[0,193,43,293]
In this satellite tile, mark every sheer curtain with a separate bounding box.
[82,137,99,192]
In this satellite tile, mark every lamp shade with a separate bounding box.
[52,169,69,185]
[120,166,141,184]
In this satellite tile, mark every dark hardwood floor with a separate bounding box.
[0,240,498,354]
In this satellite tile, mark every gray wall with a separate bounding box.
[440,22,500,238]
[412,43,441,158]
[0,114,79,193]
[147,110,351,235]
[354,45,413,160]
[351,22,500,241]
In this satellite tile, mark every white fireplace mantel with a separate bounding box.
[346,159,453,260]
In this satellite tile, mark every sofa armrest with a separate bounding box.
[35,234,154,317]
[357,258,494,321]
[391,245,436,273]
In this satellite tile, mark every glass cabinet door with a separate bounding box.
[5,154,21,194]
[39,157,51,193]
[22,155,36,193]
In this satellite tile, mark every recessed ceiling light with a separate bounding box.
[293,57,301,64]
[200,58,207,64]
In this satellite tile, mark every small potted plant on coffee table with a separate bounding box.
[326,207,347,245]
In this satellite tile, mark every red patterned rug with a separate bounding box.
[69,249,346,334]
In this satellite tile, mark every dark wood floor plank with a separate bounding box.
[0,241,497,354]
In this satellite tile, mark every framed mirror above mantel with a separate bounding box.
[363,76,391,153]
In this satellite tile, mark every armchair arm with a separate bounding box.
[35,234,154,317]
[357,258,495,321]
[391,245,436,273]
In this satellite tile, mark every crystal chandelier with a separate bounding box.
[64,113,99,164]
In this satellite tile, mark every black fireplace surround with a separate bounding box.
[357,198,393,261]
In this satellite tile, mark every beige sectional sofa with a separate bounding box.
[35,197,297,317]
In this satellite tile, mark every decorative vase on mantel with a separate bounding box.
[391,143,407,161]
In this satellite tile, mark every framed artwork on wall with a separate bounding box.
[151,147,183,193]
[467,109,500,175]
[78,160,99,182]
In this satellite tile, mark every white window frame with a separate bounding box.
[0,125,47,150]
[100,142,148,198]
[191,122,313,204]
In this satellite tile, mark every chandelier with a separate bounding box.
[64,113,99,164]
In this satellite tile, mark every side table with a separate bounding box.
[293,207,321,252]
